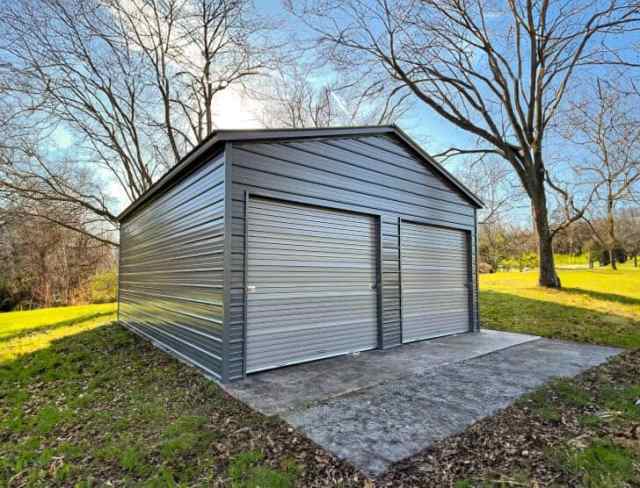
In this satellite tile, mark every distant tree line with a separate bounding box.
[0,202,115,311]
[479,208,640,273]
[1,0,640,303]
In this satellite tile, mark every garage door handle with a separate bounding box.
[370,283,378,290]
[247,285,256,293]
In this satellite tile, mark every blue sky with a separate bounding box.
[50,0,640,224]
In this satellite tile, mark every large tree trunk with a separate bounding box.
[607,198,617,270]
[530,179,561,288]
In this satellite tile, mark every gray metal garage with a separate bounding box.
[117,126,483,383]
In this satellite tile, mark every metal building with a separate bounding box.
[117,126,483,383]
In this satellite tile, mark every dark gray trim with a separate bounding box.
[116,225,121,324]
[242,189,250,377]
[397,217,404,345]
[474,208,481,332]
[117,126,483,222]
[237,187,389,222]
[377,214,384,349]
[222,143,233,382]
[466,230,475,332]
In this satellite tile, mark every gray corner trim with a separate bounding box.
[466,230,475,334]
[474,208,480,332]
[397,217,404,345]
[242,190,250,377]
[117,224,121,324]
[222,144,233,383]
[377,215,384,349]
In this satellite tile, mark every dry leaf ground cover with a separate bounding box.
[1,268,639,487]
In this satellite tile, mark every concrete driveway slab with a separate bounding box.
[225,330,538,415]
[223,331,622,476]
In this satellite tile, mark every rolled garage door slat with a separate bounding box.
[246,198,378,373]
[401,222,470,342]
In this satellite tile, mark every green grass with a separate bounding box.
[554,253,638,269]
[555,253,591,266]
[228,451,299,488]
[0,304,305,486]
[480,268,640,348]
[0,303,115,340]
[1,268,639,486]
[554,439,638,487]
[0,303,117,363]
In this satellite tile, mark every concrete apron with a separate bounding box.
[223,330,622,476]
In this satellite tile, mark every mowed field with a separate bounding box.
[480,268,640,349]
[0,269,639,486]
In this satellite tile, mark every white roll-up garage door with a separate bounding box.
[400,222,470,342]
[245,198,379,373]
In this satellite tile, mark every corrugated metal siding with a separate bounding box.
[245,197,378,373]
[228,134,478,380]
[400,223,470,342]
[119,153,225,380]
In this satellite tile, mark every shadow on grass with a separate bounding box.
[0,320,123,375]
[561,287,640,307]
[0,311,116,344]
[480,290,640,349]
[0,321,307,488]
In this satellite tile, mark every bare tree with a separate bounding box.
[106,0,278,147]
[454,156,524,225]
[0,197,114,309]
[0,0,277,240]
[564,81,640,269]
[618,207,640,266]
[288,0,640,287]
[256,64,411,128]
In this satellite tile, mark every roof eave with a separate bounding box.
[116,124,483,222]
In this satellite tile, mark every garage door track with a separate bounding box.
[224,331,622,475]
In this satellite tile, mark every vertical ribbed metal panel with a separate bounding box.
[245,197,378,373]
[400,222,470,342]
[119,153,225,380]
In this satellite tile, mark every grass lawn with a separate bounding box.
[0,305,361,487]
[0,304,117,363]
[480,267,640,349]
[0,268,639,486]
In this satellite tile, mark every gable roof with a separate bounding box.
[117,125,483,221]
